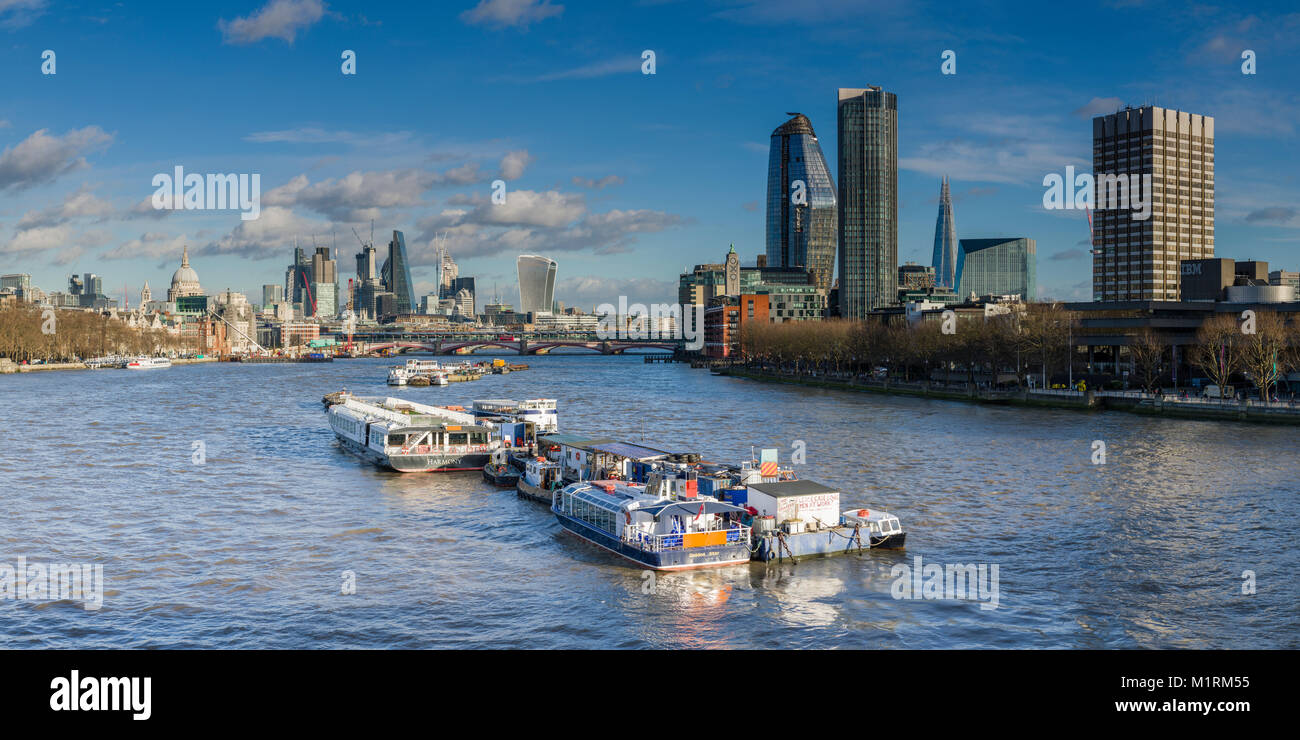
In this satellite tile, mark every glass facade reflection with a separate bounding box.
[517,254,557,315]
[766,113,837,293]
[956,238,1037,300]
[931,176,957,289]
[837,86,898,318]
[384,230,416,314]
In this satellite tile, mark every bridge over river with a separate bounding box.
[346,331,683,355]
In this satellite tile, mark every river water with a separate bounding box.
[1,355,1295,649]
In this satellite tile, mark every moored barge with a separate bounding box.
[551,471,751,571]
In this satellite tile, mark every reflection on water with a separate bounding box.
[0,355,1295,648]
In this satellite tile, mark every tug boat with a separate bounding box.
[551,471,751,571]
[840,508,906,549]
[327,396,498,472]
[482,451,520,487]
[516,458,563,503]
[125,356,171,370]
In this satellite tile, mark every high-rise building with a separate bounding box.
[1,274,31,300]
[1092,105,1214,301]
[353,242,383,320]
[383,230,416,315]
[517,255,557,315]
[285,245,311,307]
[451,277,475,315]
[439,244,459,299]
[956,238,1037,300]
[837,86,898,318]
[453,288,474,317]
[309,246,338,318]
[931,176,957,289]
[262,284,284,307]
[766,113,837,292]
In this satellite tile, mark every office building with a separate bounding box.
[956,238,1037,300]
[766,113,837,292]
[517,255,557,315]
[382,230,416,315]
[1092,105,1214,300]
[837,86,898,317]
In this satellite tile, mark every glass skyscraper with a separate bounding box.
[517,255,557,315]
[383,230,415,314]
[837,86,898,318]
[956,238,1037,300]
[766,113,837,293]
[931,176,957,289]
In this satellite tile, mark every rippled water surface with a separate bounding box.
[1,355,1296,648]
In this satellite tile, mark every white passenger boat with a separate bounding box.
[125,356,171,370]
[388,359,449,386]
[471,399,558,432]
[327,396,499,472]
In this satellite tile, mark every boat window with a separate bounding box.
[447,432,468,446]
[388,434,406,446]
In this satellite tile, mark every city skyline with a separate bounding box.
[1,1,1298,310]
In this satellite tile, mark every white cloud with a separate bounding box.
[100,231,192,261]
[16,184,114,230]
[219,0,325,45]
[0,0,45,29]
[572,175,624,189]
[498,150,533,180]
[196,206,333,259]
[1072,97,1124,119]
[460,0,562,29]
[0,127,113,191]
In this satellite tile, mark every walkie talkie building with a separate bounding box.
[517,254,557,315]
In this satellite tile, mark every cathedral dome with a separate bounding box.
[167,247,203,300]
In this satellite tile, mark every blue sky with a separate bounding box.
[1,0,1298,309]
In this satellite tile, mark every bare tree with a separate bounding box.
[1129,328,1167,395]
[1191,314,1243,399]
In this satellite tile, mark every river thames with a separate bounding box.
[1,355,1295,649]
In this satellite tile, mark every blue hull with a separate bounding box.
[753,527,906,561]
[553,511,751,571]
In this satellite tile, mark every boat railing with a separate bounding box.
[395,443,494,455]
[622,524,750,552]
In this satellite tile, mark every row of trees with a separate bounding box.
[0,305,186,363]
[736,307,1300,400]
[1185,312,1299,401]
[738,303,1075,388]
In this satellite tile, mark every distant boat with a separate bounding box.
[125,357,171,370]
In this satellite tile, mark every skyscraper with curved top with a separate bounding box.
[931,176,957,289]
[517,255,557,315]
[766,113,837,292]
